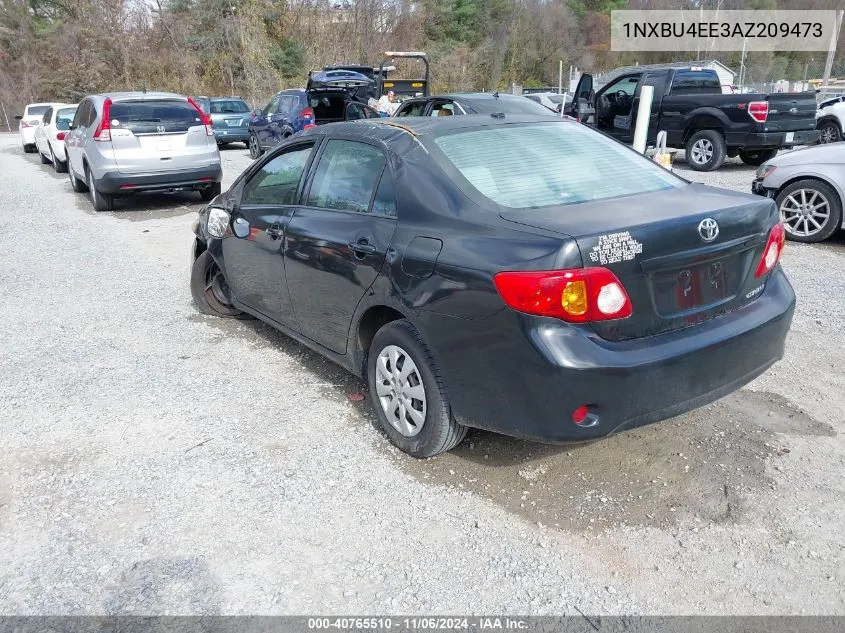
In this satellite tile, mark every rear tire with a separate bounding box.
[200,182,222,202]
[50,145,67,173]
[23,143,36,154]
[190,250,248,318]
[87,167,114,212]
[685,129,726,172]
[367,320,467,458]
[739,149,778,166]
[248,132,262,159]
[68,160,87,192]
[775,179,842,243]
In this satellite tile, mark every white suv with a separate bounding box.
[64,92,222,211]
[817,96,845,144]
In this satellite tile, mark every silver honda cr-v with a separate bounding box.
[64,92,222,211]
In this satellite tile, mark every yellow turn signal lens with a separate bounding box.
[561,280,588,316]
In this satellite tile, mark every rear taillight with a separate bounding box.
[493,267,632,323]
[187,97,215,136]
[755,223,785,277]
[747,101,769,123]
[20,120,31,128]
[56,132,67,141]
[93,98,112,142]
[303,123,317,131]
[301,106,314,121]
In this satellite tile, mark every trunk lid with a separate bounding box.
[763,92,817,132]
[500,183,779,341]
[108,98,216,174]
[307,69,373,91]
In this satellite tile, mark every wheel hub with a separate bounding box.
[375,344,427,437]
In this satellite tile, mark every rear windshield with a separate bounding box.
[26,105,50,116]
[109,100,203,134]
[210,99,250,114]
[56,107,77,130]
[433,122,683,209]
[547,94,566,104]
[468,97,554,115]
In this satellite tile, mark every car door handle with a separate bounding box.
[348,241,376,256]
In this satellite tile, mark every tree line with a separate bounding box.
[0,0,842,123]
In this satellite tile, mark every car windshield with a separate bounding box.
[210,100,250,114]
[467,97,554,115]
[433,122,683,209]
[26,105,50,116]
[56,107,77,130]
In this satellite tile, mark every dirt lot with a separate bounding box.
[0,134,843,615]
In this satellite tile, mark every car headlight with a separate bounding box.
[206,207,231,238]
[756,164,776,179]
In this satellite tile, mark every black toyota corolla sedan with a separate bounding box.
[190,115,795,458]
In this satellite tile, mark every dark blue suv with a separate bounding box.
[247,70,380,159]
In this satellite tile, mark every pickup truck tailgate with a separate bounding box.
[764,93,817,132]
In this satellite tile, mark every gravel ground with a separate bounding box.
[0,134,844,615]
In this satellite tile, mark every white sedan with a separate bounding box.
[15,103,53,153]
[34,103,78,173]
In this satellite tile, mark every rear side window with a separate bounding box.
[306,140,386,213]
[371,169,397,218]
[670,70,721,95]
[42,108,53,124]
[242,144,314,206]
[56,107,76,131]
[210,100,250,114]
[433,122,682,209]
[109,100,203,134]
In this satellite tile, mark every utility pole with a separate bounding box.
[821,10,844,92]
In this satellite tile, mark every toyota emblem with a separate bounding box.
[698,218,719,242]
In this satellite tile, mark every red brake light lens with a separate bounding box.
[301,106,314,121]
[56,131,67,141]
[493,267,632,323]
[187,97,214,136]
[20,120,31,128]
[747,101,769,123]
[93,98,112,141]
[755,223,785,277]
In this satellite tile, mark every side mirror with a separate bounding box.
[14,115,22,120]
[68,123,76,131]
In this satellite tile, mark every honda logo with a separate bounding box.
[156,125,166,133]
[698,218,719,242]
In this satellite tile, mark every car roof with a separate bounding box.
[94,91,189,101]
[307,114,569,144]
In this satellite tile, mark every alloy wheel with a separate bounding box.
[780,188,830,238]
[690,139,713,165]
[819,125,837,144]
[375,345,427,437]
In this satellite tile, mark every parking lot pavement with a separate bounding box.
[1,133,844,615]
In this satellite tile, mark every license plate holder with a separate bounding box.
[785,132,794,143]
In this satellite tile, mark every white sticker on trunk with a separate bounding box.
[588,231,643,265]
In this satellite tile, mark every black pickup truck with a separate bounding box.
[568,65,819,171]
